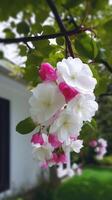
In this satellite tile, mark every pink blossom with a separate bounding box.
[98,138,107,148]
[31,133,44,145]
[52,153,58,163]
[59,82,79,102]
[39,63,57,81]
[41,162,48,169]
[48,134,62,148]
[89,140,97,147]
[70,136,78,141]
[52,152,67,164]
[59,153,67,163]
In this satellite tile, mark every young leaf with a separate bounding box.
[16,117,36,134]
[75,33,98,59]
[56,37,64,46]
[17,21,30,35]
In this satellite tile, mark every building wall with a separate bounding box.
[0,74,42,198]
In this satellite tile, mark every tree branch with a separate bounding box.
[46,0,74,57]
[24,42,32,51]
[0,28,81,44]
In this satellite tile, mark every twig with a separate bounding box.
[0,28,82,44]
[24,42,32,51]
[65,39,68,58]
[46,0,74,57]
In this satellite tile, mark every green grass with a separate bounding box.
[54,167,112,200]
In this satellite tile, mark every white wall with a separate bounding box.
[0,74,42,198]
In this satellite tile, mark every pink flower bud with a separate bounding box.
[39,63,57,81]
[52,153,58,163]
[52,152,67,164]
[48,134,62,148]
[41,162,48,169]
[31,133,44,145]
[59,82,79,102]
[89,140,97,147]
[58,153,67,163]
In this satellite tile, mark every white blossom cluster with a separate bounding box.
[29,57,98,168]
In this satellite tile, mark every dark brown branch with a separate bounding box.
[24,42,32,51]
[0,28,81,44]
[46,0,74,57]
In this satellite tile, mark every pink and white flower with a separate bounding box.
[32,133,53,163]
[59,81,79,102]
[39,62,57,81]
[31,132,44,145]
[49,109,82,143]
[72,163,82,176]
[29,82,65,124]
[90,138,107,160]
[63,139,83,153]
[57,57,96,94]
[89,140,97,147]
[97,138,107,148]
[48,134,62,148]
[67,93,98,122]
[28,57,98,168]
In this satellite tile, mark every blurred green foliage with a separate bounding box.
[97,155,112,166]
[4,168,112,200]
[54,168,112,200]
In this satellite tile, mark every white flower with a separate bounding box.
[32,134,53,162]
[72,163,82,175]
[49,109,82,143]
[63,139,83,153]
[98,138,107,148]
[67,93,98,122]
[57,57,96,94]
[71,139,83,153]
[72,163,78,170]
[67,169,75,177]
[29,82,65,124]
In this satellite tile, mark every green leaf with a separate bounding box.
[63,0,83,8]
[31,23,42,34]
[43,25,55,34]
[56,37,64,46]
[81,119,97,135]
[17,21,30,35]
[4,28,15,38]
[36,9,49,23]
[89,64,100,82]
[32,40,53,57]
[19,45,27,56]
[75,33,98,59]
[91,0,108,11]
[95,77,108,96]
[16,117,36,134]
